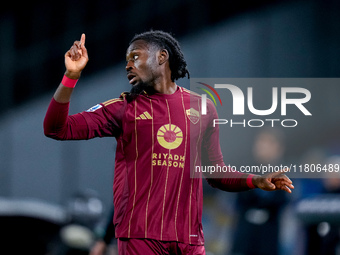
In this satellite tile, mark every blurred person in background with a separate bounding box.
[90,208,117,255]
[318,156,340,255]
[295,147,326,255]
[299,155,340,255]
[231,129,289,255]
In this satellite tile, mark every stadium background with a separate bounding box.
[0,0,340,254]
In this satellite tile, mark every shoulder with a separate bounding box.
[180,86,215,108]
[180,87,201,98]
[101,92,128,106]
[180,87,203,106]
[84,92,128,113]
[98,92,131,110]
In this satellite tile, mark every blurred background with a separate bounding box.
[1,0,340,254]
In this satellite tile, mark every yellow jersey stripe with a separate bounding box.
[103,98,124,106]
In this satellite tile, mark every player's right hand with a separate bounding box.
[64,33,89,79]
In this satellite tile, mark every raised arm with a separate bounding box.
[44,34,90,140]
[44,34,124,140]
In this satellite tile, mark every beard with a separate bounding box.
[129,80,155,97]
[130,82,148,96]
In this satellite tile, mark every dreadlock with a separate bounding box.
[130,30,190,82]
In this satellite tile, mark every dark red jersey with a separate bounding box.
[44,85,253,245]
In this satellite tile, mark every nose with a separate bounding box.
[125,60,133,72]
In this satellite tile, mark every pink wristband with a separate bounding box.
[246,174,256,189]
[61,75,78,88]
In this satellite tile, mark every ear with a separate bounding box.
[158,49,169,65]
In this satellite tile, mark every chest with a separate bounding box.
[127,97,186,141]
[121,95,209,153]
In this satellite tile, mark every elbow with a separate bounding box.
[43,122,65,140]
[43,120,55,139]
[43,123,52,138]
[44,129,63,140]
[44,132,65,141]
[44,131,59,140]
[206,178,224,190]
[43,129,52,138]
[206,178,241,192]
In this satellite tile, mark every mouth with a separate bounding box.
[127,73,138,85]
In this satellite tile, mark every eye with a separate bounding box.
[133,55,139,60]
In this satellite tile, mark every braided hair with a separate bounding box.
[130,30,190,82]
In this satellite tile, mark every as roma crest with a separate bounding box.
[186,108,200,124]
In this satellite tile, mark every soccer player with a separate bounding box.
[44,31,294,255]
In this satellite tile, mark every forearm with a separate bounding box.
[53,71,80,103]
[44,96,69,139]
[44,94,89,140]
[44,34,91,140]
[44,71,79,138]
[205,162,256,192]
[207,174,255,192]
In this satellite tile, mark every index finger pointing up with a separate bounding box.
[80,33,86,46]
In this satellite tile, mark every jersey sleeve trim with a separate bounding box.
[102,98,124,106]
[102,92,128,106]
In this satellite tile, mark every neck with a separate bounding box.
[152,75,177,94]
